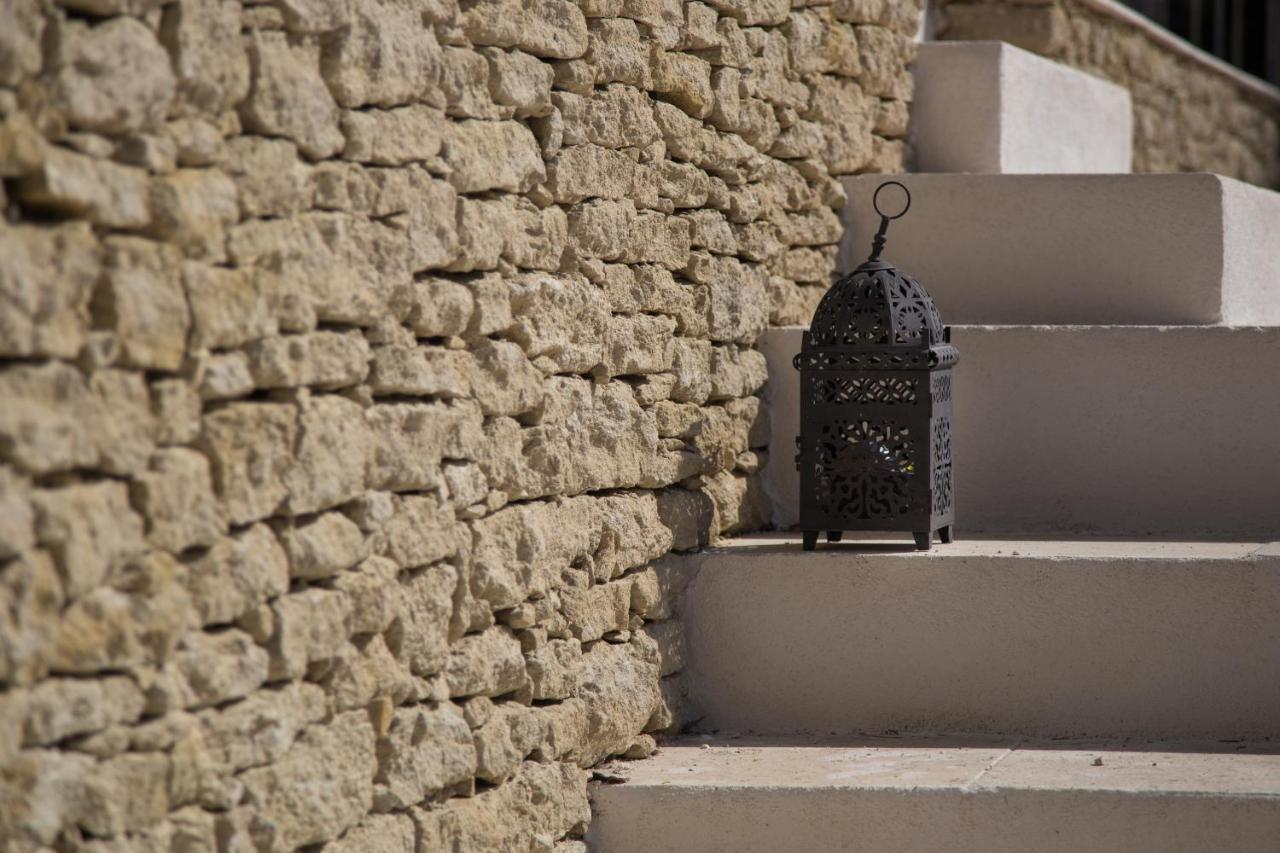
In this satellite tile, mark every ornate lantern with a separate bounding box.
[793,181,959,551]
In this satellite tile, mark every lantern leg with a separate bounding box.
[802,530,819,551]
[939,525,954,544]
[826,530,843,543]
[913,531,932,551]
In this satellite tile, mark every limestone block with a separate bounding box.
[242,31,344,159]
[684,253,769,344]
[52,18,175,133]
[640,620,685,676]
[446,628,527,698]
[399,563,457,677]
[148,169,239,261]
[0,0,43,87]
[469,339,545,417]
[32,479,145,598]
[441,45,502,119]
[571,637,660,764]
[556,85,661,148]
[366,401,480,492]
[805,75,874,173]
[0,551,63,685]
[269,587,352,680]
[703,467,770,533]
[285,394,370,515]
[508,273,609,374]
[650,49,714,119]
[606,314,676,377]
[78,751,172,837]
[703,0,789,26]
[546,144,636,203]
[17,146,152,229]
[199,351,255,401]
[240,710,376,850]
[484,48,554,117]
[246,331,371,390]
[786,7,861,77]
[341,105,446,165]
[369,345,471,397]
[149,628,270,711]
[279,511,366,580]
[186,523,290,627]
[0,222,98,359]
[325,813,416,852]
[132,448,226,554]
[378,493,461,569]
[709,344,767,400]
[444,119,545,194]
[22,675,144,746]
[621,210,691,269]
[96,237,189,371]
[561,579,631,641]
[583,18,650,88]
[462,0,588,59]
[185,261,278,351]
[375,703,475,807]
[199,682,326,772]
[527,638,582,700]
[151,378,202,447]
[48,563,196,676]
[160,0,251,113]
[568,197,634,261]
[593,492,673,579]
[655,487,714,550]
[320,0,444,108]
[276,0,354,32]
[325,634,416,711]
[221,137,315,219]
[199,402,297,525]
[332,556,402,635]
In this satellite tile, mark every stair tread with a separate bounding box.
[705,533,1273,561]
[607,736,1280,797]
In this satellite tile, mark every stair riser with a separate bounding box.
[838,174,1280,325]
[589,787,1280,853]
[912,41,1133,174]
[682,549,1280,739]
[761,326,1280,538]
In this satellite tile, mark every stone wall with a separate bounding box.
[0,0,920,849]
[933,0,1280,188]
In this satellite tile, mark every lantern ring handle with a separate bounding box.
[873,180,911,220]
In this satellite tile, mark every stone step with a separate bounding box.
[588,737,1280,853]
[912,41,1133,174]
[837,174,1280,325]
[673,537,1280,740]
[760,325,1280,538]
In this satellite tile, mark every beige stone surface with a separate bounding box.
[934,0,1280,188]
[0,0,919,846]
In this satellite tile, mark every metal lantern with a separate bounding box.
[793,181,959,551]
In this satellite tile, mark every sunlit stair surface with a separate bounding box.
[675,536,1280,740]
[838,174,1280,325]
[911,41,1133,174]
[760,326,1280,537]
[587,736,1280,853]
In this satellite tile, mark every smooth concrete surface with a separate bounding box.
[911,42,1133,174]
[761,325,1280,537]
[588,739,1280,853]
[677,535,1280,739]
[838,174,1280,325]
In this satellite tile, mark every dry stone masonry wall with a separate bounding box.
[0,0,920,849]
[934,0,1280,188]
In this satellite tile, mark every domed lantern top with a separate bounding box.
[792,180,959,553]
[798,181,957,370]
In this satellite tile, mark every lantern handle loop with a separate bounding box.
[869,180,911,262]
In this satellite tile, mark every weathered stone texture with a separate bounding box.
[935,0,1280,188]
[0,0,920,846]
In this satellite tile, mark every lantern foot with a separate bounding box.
[826,531,843,543]
[802,530,819,551]
[939,525,954,544]
[913,531,932,551]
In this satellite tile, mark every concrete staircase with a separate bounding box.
[588,40,1280,852]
